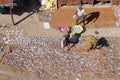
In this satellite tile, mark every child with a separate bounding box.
[74,5,86,26]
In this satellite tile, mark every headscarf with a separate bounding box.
[72,25,83,35]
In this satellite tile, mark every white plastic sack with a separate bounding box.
[43,22,50,29]
[41,0,48,5]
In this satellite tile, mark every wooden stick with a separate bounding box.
[9,6,15,25]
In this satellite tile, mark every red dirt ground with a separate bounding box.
[50,7,117,29]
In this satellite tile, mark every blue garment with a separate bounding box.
[69,34,80,44]
[0,8,7,13]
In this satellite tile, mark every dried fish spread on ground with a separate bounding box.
[0,29,120,78]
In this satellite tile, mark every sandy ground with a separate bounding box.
[0,5,120,80]
[0,6,119,38]
[0,12,59,37]
[50,7,117,28]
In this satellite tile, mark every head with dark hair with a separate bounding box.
[78,5,82,10]
[96,37,109,49]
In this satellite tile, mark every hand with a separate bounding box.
[73,15,76,18]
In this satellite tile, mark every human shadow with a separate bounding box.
[14,12,35,25]
[1,0,41,16]
[96,37,109,49]
[85,11,100,25]
[1,0,42,25]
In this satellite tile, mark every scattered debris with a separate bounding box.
[43,22,51,29]
[0,23,11,29]
[38,10,53,22]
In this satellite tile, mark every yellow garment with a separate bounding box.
[46,0,55,10]
[49,0,54,4]
[72,25,83,35]
[85,35,98,50]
